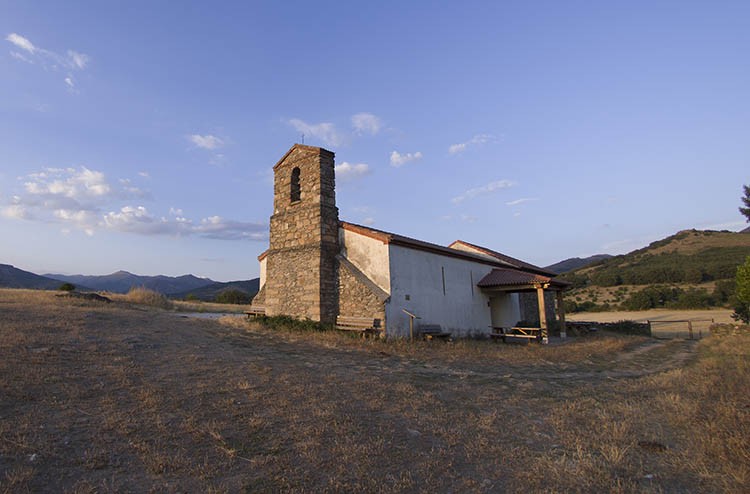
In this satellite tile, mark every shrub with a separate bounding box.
[733,256,750,323]
[123,287,173,310]
[253,315,327,332]
[214,289,251,305]
[58,282,76,292]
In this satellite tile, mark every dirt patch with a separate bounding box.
[0,289,747,493]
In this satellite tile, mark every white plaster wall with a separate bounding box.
[385,245,500,337]
[489,293,521,328]
[259,257,267,289]
[339,228,390,293]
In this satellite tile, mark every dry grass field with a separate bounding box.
[1,289,748,493]
[568,308,735,339]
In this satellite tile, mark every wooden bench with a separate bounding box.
[490,326,544,343]
[419,324,452,342]
[245,306,266,318]
[335,316,381,338]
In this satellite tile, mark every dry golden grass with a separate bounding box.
[172,299,253,314]
[1,288,748,492]
[106,286,173,310]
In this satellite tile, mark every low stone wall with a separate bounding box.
[566,320,652,337]
[710,323,750,336]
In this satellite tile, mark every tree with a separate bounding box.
[732,255,750,324]
[740,184,750,223]
[58,282,75,291]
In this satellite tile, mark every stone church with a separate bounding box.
[252,144,569,338]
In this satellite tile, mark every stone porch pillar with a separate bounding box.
[556,290,567,339]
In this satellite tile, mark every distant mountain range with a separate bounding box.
[0,264,259,301]
[544,254,613,274]
[170,279,260,301]
[0,264,71,290]
[45,270,214,295]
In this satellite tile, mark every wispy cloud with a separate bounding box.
[6,33,36,54]
[351,113,382,135]
[2,165,266,240]
[287,118,345,147]
[188,134,224,150]
[5,33,91,89]
[335,162,371,182]
[390,150,423,167]
[451,179,516,204]
[448,134,496,154]
[67,50,89,69]
[505,197,538,206]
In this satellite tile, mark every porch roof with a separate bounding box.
[477,268,571,291]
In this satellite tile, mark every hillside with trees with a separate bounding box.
[561,229,750,312]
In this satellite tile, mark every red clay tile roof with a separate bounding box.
[341,222,556,277]
[477,268,552,287]
[477,268,571,289]
[448,240,555,276]
[341,222,509,268]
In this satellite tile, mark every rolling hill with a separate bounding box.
[0,264,70,290]
[545,254,613,274]
[563,229,750,286]
[561,229,750,312]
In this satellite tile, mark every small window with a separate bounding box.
[290,167,301,202]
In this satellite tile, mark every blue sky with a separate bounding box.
[1,1,748,281]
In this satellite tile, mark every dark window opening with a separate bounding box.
[290,167,301,202]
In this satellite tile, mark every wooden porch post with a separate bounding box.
[536,285,548,344]
[556,290,567,339]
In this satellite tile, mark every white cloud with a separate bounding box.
[192,216,267,241]
[287,118,345,147]
[2,165,267,241]
[335,162,371,181]
[6,33,36,54]
[24,166,111,198]
[1,204,31,220]
[6,33,91,89]
[10,51,33,63]
[351,113,382,135]
[67,50,89,69]
[451,179,516,204]
[138,171,150,178]
[362,217,375,226]
[448,134,495,154]
[505,197,538,206]
[390,150,423,167]
[189,134,224,150]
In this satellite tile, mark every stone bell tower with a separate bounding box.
[263,144,340,323]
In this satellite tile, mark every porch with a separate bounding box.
[477,267,571,342]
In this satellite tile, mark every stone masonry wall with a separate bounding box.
[519,291,557,327]
[264,145,340,324]
[338,260,386,329]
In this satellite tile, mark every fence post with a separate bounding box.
[688,320,693,340]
